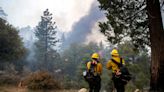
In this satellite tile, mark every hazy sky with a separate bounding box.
[0,0,107,45]
[0,0,95,32]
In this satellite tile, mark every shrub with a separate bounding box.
[23,71,60,90]
[0,74,20,85]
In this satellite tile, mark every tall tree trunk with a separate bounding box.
[146,0,164,92]
[45,27,48,70]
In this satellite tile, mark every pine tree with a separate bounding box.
[35,9,59,70]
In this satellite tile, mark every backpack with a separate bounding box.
[83,61,98,82]
[111,58,132,82]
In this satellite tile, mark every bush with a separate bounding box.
[23,71,61,90]
[0,74,20,85]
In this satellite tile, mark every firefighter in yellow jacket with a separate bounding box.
[86,53,102,92]
[106,49,126,92]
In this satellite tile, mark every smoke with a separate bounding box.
[63,1,105,48]
[19,26,37,65]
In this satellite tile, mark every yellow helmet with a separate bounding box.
[111,49,119,56]
[91,53,100,59]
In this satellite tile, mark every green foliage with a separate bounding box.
[60,42,106,88]
[118,42,150,91]
[0,18,26,62]
[60,42,152,90]
[127,61,150,90]
[23,71,60,90]
[95,42,150,91]
[61,42,102,77]
[97,0,149,49]
[118,41,139,61]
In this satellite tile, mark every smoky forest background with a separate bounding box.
[0,0,164,92]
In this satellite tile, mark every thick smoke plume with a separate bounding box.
[63,2,105,48]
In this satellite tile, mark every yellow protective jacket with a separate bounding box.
[87,61,102,75]
[106,56,125,73]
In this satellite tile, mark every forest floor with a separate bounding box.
[0,86,78,92]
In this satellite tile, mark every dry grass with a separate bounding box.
[23,71,61,90]
[0,86,78,92]
[0,86,27,92]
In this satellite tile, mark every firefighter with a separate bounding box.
[106,49,127,92]
[86,53,102,92]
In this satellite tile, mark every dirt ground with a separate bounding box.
[0,86,78,92]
